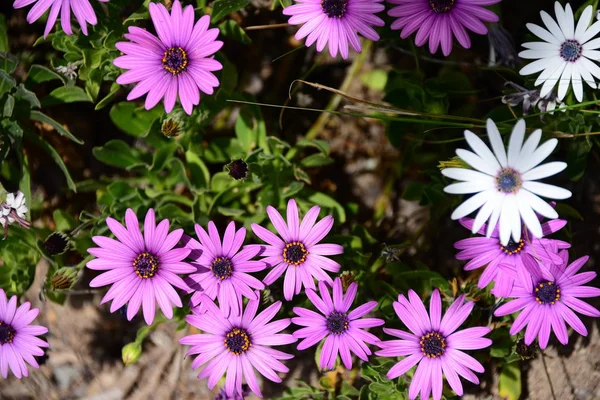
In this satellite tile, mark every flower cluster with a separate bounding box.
[1,191,30,240]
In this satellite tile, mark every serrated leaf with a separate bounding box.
[26,64,66,85]
[0,52,17,74]
[13,84,41,109]
[0,70,16,96]
[92,139,145,169]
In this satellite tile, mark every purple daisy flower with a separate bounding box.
[387,0,500,56]
[494,250,600,349]
[376,290,492,400]
[114,0,223,115]
[179,294,296,398]
[185,221,266,316]
[282,0,384,59]
[251,198,344,301]
[292,277,384,370]
[86,208,195,325]
[0,289,49,379]
[455,216,570,298]
[13,0,109,39]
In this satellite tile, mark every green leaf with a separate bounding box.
[211,0,249,22]
[218,20,251,44]
[150,141,178,172]
[296,138,330,155]
[3,94,14,118]
[29,111,83,144]
[92,139,145,169]
[109,102,163,137]
[24,129,76,191]
[26,64,66,85]
[308,192,346,223]
[52,209,78,231]
[217,206,245,217]
[0,15,8,52]
[498,362,522,400]
[300,154,333,168]
[361,69,388,91]
[0,70,16,96]
[95,83,121,110]
[42,86,92,106]
[185,150,211,189]
[0,52,17,74]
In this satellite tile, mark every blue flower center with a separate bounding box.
[535,281,561,305]
[326,312,349,334]
[420,331,446,358]
[162,47,189,75]
[560,40,582,62]
[211,257,233,280]
[495,168,522,193]
[283,241,308,265]
[0,321,16,345]
[429,0,455,13]
[500,238,525,255]
[133,252,159,279]
[224,328,251,355]
[321,0,348,18]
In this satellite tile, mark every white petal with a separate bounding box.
[520,58,554,75]
[486,195,505,238]
[575,59,597,88]
[519,189,559,219]
[539,62,566,97]
[581,20,600,44]
[499,196,517,245]
[444,179,494,194]
[519,49,557,59]
[472,192,502,235]
[522,162,567,181]
[575,6,593,41]
[522,181,572,200]
[579,57,600,79]
[516,192,544,239]
[442,167,493,182]
[519,138,558,172]
[526,23,561,45]
[558,3,575,39]
[541,10,565,42]
[463,131,502,171]
[584,50,600,60]
[507,120,526,168]
[515,129,542,171]
[557,62,573,101]
[571,64,584,102]
[534,57,563,86]
[486,119,508,167]
[456,148,499,176]
[522,41,560,51]
[583,37,600,50]
[450,189,496,220]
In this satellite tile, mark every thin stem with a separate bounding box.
[245,23,289,31]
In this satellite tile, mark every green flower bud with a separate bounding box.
[122,342,142,366]
[50,267,79,291]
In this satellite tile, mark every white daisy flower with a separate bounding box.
[519,2,600,102]
[442,119,571,246]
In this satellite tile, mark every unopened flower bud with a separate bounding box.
[438,156,469,170]
[226,159,249,181]
[515,338,537,360]
[50,267,79,290]
[122,342,142,366]
[43,232,71,255]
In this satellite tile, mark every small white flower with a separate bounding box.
[1,191,28,227]
[519,2,600,102]
[442,119,571,246]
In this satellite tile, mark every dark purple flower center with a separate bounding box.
[162,47,189,76]
[227,159,249,181]
[420,331,446,358]
[499,238,525,255]
[429,0,455,13]
[133,252,159,279]
[535,281,561,305]
[560,40,582,62]
[211,257,233,280]
[495,168,522,193]
[224,328,251,355]
[0,321,16,345]
[321,0,348,18]
[326,311,349,334]
[283,241,308,266]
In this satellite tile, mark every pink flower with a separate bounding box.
[114,0,223,114]
[86,208,195,325]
